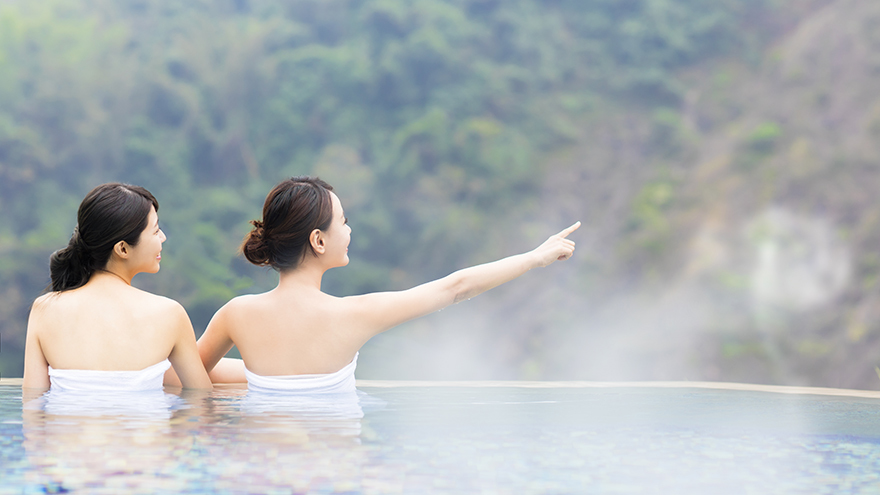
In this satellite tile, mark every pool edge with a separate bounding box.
[3,377,879,399]
[355,380,880,399]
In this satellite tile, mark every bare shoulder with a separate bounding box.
[219,293,266,316]
[339,290,400,312]
[131,289,188,320]
[226,293,262,307]
[29,292,71,321]
[205,294,266,338]
[146,291,184,310]
[30,293,57,313]
[331,292,393,323]
[337,292,368,310]
[26,293,58,335]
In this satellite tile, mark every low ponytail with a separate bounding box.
[49,227,93,292]
[47,183,159,292]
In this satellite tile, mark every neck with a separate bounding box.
[91,267,133,286]
[98,258,136,285]
[277,260,327,292]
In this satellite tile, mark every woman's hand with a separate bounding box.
[531,221,580,267]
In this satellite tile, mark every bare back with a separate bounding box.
[214,289,369,376]
[23,270,215,391]
[30,284,182,371]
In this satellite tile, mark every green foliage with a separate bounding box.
[736,121,783,170]
[746,121,783,153]
[626,181,675,256]
[0,0,779,374]
[650,107,688,156]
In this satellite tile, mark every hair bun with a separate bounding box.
[241,176,335,271]
[242,219,271,266]
[249,220,266,239]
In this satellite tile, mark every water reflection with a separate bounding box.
[241,389,365,435]
[18,386,383,493]
[25,388,182,418]
[21,388,210,493]
[194,388,382,493]
[11,384,880,494]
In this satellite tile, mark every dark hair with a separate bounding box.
[49,183,159,292]
[242,176,335,271]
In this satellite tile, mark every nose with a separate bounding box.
[159,229,167,242]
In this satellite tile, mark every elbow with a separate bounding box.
[449,275,473,304]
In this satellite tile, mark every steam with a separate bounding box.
[748,208,851,313]
[359,207,854,385]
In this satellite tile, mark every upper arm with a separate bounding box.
[344,277,457,339]
[22,298,50,390]
[166,302,212,390]
[197,303,236,374]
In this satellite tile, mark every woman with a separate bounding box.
[22,183,212,390]
[199,176,578,391]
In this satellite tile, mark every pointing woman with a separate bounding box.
[199,176,578,392]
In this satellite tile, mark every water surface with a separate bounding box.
[2,380,880,494]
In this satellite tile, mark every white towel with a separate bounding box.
[48,359,171,392]
[244,353,358,394]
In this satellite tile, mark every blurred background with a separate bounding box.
[1,0,877,388]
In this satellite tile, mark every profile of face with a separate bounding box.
[123,206,166,274]
[319,192,351,268]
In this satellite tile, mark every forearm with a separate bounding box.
[446,251,540,304]
[197,311,235,374]
[208,357,247,383]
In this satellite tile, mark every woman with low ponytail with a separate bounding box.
[22,183,212,391]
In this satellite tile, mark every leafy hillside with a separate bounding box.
[4,0,875,388]
[359,0,880,388]
[466,0,880,388]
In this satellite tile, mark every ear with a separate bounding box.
[310,229,326,255]
[113,240,129,259]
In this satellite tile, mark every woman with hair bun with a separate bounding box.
[22,183,212,391]
[199,176,578,392]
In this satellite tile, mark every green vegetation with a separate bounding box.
[6,0,877,388]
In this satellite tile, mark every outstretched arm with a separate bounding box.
[345,222,580,339]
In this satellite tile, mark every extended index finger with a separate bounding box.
[557,221,581,238]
